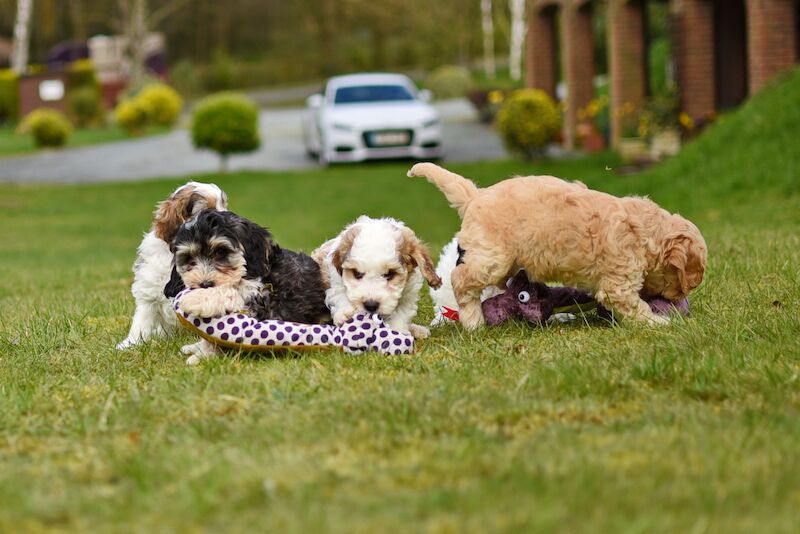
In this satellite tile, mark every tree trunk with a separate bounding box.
[481,0,496,80]
[509,0,527,81]
[11,0,33,74]
[128,0,148,85]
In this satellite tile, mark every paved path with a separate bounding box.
[0,99,507,184]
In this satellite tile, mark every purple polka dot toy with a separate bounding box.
[173,289,414,355]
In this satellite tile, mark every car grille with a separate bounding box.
[362,129,414,148]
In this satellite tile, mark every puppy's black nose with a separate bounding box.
[199,281,215,288]
[363,300,380,313]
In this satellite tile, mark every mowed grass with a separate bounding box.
[0,123,171,158]
[1,70,799,532]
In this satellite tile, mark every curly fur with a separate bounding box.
[313,216,441,338]
[408,162,707,329]
[165,209,330,324]
[116,181,228,350]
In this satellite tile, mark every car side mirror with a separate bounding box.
[307,94,323,108]
[418,89,433,103]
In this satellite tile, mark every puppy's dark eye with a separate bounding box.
[214,248,228,259]
[352,270,364,280]
[383,270,397,281]
[187,259,197,268]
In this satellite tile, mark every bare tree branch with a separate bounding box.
[150,0,194,28]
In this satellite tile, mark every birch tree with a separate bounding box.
[481,0,496,80]
[117,0,193,84]
[508,0,526,81]
[11,0,33,74]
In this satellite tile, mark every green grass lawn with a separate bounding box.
[1,70,799,532]
[0,123,171,158]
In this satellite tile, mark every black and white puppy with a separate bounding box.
[165,209,330,364]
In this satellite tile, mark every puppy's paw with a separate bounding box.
[179,289,216,317]
[116,338,137,350]
[184,340,219,364]
[181,340,203,355]
[647,314,671,326]
[333,304,357,326]
[409,323,430,339]
[186,353,217,365]
[180,287,241,318]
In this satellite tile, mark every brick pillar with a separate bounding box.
[562,1,595,149]
[526,3,558,99]
[674,0,716,121]
[608,0,647,147]
[747,0,799,93]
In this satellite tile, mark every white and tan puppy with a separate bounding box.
[116,181,228,349]
[314,216,442,339]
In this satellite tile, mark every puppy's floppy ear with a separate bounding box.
[331,225,360,275]
[399,227,442,289]
[234,216,276,280]
[153,186,211,243]
[164,265,185,298]
[663,230,707,297]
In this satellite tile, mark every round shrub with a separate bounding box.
[68,86,105,128]
[426,65,473,99]
[496,89,561,158]
[0,69,19,123]
[114,98,152,135]
[67,59,99,90]
[19,108,72,148]
[137,83,183,127]
[191,92,260,169]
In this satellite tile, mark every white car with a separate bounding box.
[303,73,443,165]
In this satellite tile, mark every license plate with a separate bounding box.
[370,132,409,146]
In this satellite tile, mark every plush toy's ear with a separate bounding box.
[164,265,185,298]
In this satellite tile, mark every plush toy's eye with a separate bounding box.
[518,291,530,303]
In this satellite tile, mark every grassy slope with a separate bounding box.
[0,70,799,532]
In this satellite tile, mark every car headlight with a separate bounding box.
[422,118,441,128]
[331,123,354,132]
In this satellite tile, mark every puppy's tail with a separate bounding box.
[407,162,479,217]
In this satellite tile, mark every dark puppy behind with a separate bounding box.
[165,209,330,325]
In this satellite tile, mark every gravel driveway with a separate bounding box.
[0,99,507,184]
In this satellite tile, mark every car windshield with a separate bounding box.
[333,84,415,104]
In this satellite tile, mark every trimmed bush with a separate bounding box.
[496,89,561,159]
[114,98,152,135]
[67,59,99,90]
[137,83,183,126]
[68,86,105,128]
[426,65,473,99]
[191,92,260,171]
[19,108,72,148]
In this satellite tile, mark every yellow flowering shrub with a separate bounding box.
[114,98,153,135]
[136,83,183,127]
[496,89,561,158]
